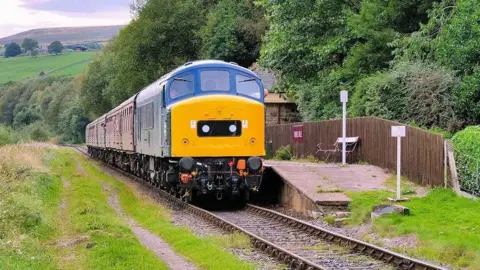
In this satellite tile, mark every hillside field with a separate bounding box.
[0,25,124,46]
[0,52,97,84]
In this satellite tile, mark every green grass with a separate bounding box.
[209,232,251,249]
[323,215,336,225]
[51,150,168,270]
[0,52,95,84]
[383,175,419,195]
[345,190,394,225]
[316,185,343,193]
[0,145,61,269]
[75,150,257,270]
[373,189,480,269]
[346,187,480,269]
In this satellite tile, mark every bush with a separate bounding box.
[0,125,18,146]
[29,124,50,142]
[274,145,293,160]
[351,61,461,132]
[452,126,480,195]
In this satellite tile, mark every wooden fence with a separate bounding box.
[266,117,445,187]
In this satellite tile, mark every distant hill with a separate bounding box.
[0,25,125,46]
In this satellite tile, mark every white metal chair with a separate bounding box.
[316,136,360,162]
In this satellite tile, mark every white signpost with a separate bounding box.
[391,126,406,200]
[340,91,348,165]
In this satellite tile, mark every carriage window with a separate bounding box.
[201,70,230,91]
[170,73,194,99]
[236,74,261,99]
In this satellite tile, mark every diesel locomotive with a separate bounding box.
[86,60,267,202]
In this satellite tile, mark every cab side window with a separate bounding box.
[236,74,261,99]
[169,73,194,99]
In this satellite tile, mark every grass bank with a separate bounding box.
[346,188,480,269]
[0,144,168,269]
[75,150,257,270]
[0,144,60,269]
[51,150,168,269]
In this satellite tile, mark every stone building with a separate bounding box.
[264,92,301,125]
[250,63,301,125]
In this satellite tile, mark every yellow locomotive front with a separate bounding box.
[171,94,265,157]
[165,61,266,201]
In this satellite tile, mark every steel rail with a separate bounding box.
[245,204,448,270]
[71,145,448,270]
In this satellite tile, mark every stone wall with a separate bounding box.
[266,103,301,125]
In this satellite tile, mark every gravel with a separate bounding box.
[214,209,390,270]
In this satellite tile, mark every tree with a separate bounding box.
[48,41,64,55]
[31,49,39,58]
[4,42,22,58]
[200,0,267,67]
[21,38,39,55]
[81,0,207,112]
[259,0,438,121]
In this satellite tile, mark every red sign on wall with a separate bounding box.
[292,124,304,143]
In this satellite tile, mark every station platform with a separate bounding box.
[264,160,392,216]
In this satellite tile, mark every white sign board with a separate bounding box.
[340,91,348,103]
[391,126,406,137]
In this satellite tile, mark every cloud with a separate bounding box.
[0,0,131,38]
[21,0,130,13]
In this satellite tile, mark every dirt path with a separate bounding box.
[56,174,88,268]
[101,182,197,270]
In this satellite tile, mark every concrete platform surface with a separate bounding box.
[265,160,392,206]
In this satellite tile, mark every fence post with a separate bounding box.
[444,140,447,188]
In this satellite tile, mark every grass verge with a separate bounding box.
[75,149,257,270]
[51,150,168,269]
[0,144,60,269]
[346,188,480,269]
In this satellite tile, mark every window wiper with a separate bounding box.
[238,78,256,83]
[173,78,191,82]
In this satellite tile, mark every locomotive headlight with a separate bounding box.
[202,125,210,133]
[249,137,256,144]
[229,125,237,133]
[247,156,262,173]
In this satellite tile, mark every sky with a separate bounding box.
[0,0,132,38]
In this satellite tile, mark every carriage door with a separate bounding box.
[136,106,141,144]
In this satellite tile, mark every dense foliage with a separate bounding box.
[259,0,479,132]
[21,38,39,55]
[452,126,480,195]
[0,76,89,143]
[80,0,266,115]
[2,0,480,145]
[4,42,22,58]
[48,41,64,55]
[200,0,266,67]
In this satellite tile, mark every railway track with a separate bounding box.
[72,145,447,270]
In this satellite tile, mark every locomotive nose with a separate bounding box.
[170,94,265,157]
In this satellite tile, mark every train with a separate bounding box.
[85,60,267,203]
